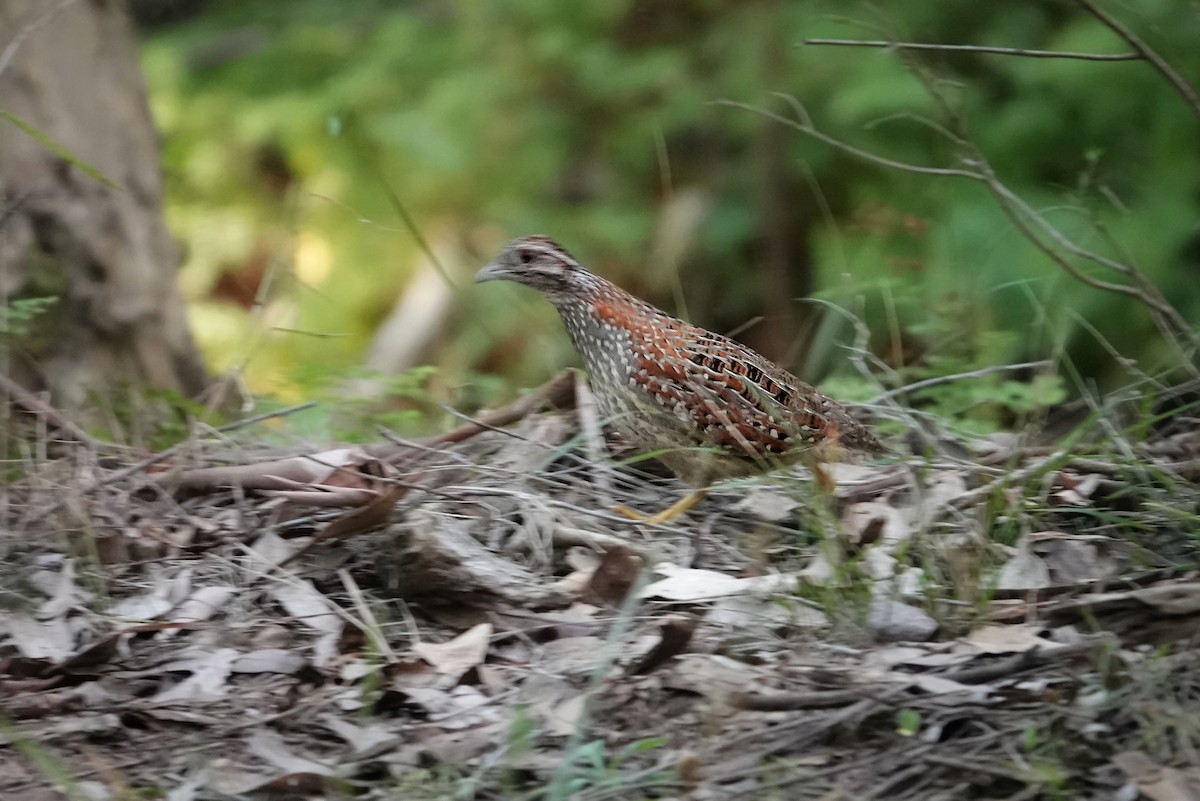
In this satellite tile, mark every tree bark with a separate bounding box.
[0,0,207,409]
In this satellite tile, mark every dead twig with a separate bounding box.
[732,684,911,711]
[939,638,1109,684]
[869,360,1054,405]
[0,372,110,449]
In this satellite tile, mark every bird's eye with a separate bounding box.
[519,250,533,265]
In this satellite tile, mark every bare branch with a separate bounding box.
[721,89,1200,365]
[1075,0,1200,123]
[802,38,1140,62]
[869,361,1055,405]
[715,98,981,181]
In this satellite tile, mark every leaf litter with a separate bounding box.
[2,370,1200,799]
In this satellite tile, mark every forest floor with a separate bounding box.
[3,371,1200,801]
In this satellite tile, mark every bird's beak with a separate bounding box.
[474,262,508,284]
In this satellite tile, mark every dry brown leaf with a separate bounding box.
[584,545,644,605]
[627,614,697,675]
[842,501,908,550]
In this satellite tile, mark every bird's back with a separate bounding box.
[553,277,884,485]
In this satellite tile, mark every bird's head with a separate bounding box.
[475,236,602,304]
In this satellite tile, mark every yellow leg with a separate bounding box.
[615,488,709,524]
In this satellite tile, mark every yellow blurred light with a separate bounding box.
[294,230,334,285]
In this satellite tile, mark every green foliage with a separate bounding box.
[84,385,214,450]
[550,736,674,799]
[895,708,921,736]
[140,0,1200,416]
[289,365,446,442]
[0,296,57,339]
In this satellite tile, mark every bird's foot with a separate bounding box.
[615,488,708,524]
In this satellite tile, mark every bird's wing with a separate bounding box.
[629,321,833,460]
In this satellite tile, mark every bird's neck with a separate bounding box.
[550,289,645,382]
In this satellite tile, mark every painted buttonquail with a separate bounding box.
[476,236,886,522]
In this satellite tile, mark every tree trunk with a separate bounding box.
[0,0,207,409]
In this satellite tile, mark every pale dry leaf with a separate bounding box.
[706,595,828,630]
[231,649,307,675]
[640,563,800,601]
[271,577,343,633]
[862,548,898,581]
[404,720,508,766]
[248,531,305,568]
[247,727,335,776]
[2,613,76,660]
[35,558,78,619]
[734,486,799,523]
[1131,583,1200,615]
[973,432,1021,460]
[170,585,237,624]
[0,713,123,747]
[413,622,492,676]
[76,781,110,801]
[908,673,991,702]
[519,674,579,735]
[545,694,588,736]
[536,635,608,677]
[995,536,1052,591]
[111,566,177,621]
[913,470,969,527]
[1029,532,1119,585]
[321,714,399,756]
[827,462,887,488]
[268,578,342,667]
[295,448,371,483]
[867,597,938,642]
[965,624,1051,654]
[165,773,202,801]
[1113,750,1200,801]
[111,595,174,622]
[663,653,766,705]
[153,648,240,703]
[868,644,965,670]
[799,553,836,585]
[563,547,602,573]
[403,685,498,729]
